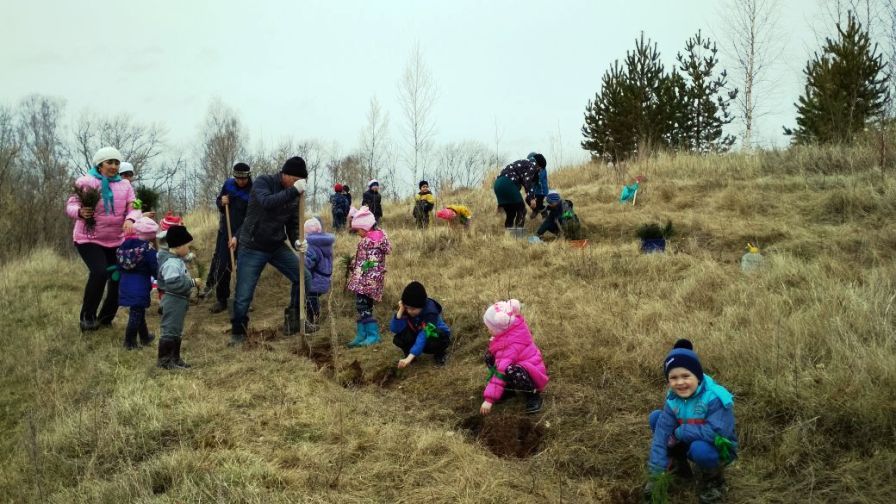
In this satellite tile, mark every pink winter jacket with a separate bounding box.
[66,175,141,248]
[483,316,549,403]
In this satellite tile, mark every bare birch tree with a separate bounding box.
[718,0,784,149]
[198,99,247,206]
[359,96,390,183]
[398,43,437,192]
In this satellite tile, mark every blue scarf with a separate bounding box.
[88,167,121,215]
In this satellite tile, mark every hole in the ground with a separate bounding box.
[341,359,364,388]
[458,413,544,459]
[244,327,278,351]
[365,365,402,388]
[290,341,334,370]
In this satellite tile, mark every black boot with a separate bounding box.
[209,300,228,314]
[696,467,727,504]
[123,326,139,350]
[525,392,543,414]
[171,339,191,369]
[138,320,155,346]
[80,319,100,332]
[283,307,299,335]
[157,339,177,369]
[433,351,448,367]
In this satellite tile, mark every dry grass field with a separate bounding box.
[1,146,894,503]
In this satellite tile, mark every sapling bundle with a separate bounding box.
[636,221,674,240]
[134,186,160,212]
[72,183,101,236]
[339,254,354,290]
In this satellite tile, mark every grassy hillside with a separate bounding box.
[1,148,895,503]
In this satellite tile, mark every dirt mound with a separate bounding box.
[290,341,335,370]
[366,365,401,388]
[459,413,544,458]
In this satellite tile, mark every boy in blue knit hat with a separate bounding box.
[535,190,564,238]
[643,339,738,504]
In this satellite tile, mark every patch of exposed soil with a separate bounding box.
[458,413,544,458]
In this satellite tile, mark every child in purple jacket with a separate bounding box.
[303,218,335,325]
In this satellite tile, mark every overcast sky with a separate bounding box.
[3,0,824,175]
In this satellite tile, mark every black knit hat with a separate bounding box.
[401,281,428,308]
[281,156,307,178]
[663,339,704,382]
[165,225,193,249]
[233,162,251,178]
[342,185,350,193]
[419,180,429,189]
[532,153,547,169]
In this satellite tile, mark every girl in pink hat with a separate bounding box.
[346,206,392,347]
[480,299,549,415]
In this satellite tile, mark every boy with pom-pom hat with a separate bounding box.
[644,339,738,504]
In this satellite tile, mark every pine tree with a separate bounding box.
[582,33,676,161]
[785,14,889,144]
[581,61,637,161]
[676,31,738,153]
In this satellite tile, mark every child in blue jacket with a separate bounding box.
[391,281,451,367]
[645,339,738,504]
[117,217,160,350]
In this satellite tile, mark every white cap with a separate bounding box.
[119,162,135,175]
[91,146,123,167]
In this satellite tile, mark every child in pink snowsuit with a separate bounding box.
[480,299,549,415]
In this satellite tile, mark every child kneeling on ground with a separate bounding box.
[480,299,549,415]
[156,225,202,369]
[391,281,451,368]
[644,339,738,504]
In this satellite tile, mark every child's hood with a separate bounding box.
[307,232,335,250]
[420,298,443,319]
[364,229,386,243]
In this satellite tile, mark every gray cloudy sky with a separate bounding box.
[3,0,821,173]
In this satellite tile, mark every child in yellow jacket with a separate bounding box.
[413,180,435,229]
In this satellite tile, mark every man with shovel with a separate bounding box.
[229,156,317,346]
[208,163,253,314]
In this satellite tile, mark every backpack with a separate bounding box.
[560,200,582,239]
[117,243,146,271]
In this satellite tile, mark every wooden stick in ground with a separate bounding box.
[298,190,307,351]
[632,188,638,206]
[224,203,236,272]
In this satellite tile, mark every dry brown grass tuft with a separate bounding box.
[1,147,895,502]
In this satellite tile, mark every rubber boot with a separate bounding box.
[229,320,247,347]
[157,339,176,369]
[138,321,155,346]
[524,392,543,414]
[284,307,300,336]
[80,319,100,332]
[123,326,139,350]
[696,467,726,504]
[347,322,367,347]
[359,322,381,346]
[171,339,191,369]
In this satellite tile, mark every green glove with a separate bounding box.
[714,435,735,463]
[106,265,120,282]
[132,199,143,210]
[361,260,377,272]
[423,322,439,339]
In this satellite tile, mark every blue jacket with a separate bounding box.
[304,232,335,294]
[389,298,451,357]
[532,168,549,196]
[216,178,252,235]
[648,375,738,473]
[330,193,350,216]
[117,238,158,308]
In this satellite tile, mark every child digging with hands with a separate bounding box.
[391,281,451,368]
[156,225,203,369]
[480,299,549,415]
[644,339,738,504]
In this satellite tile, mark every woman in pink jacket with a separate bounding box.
[66,147,141,331]
[480,299,549,415]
